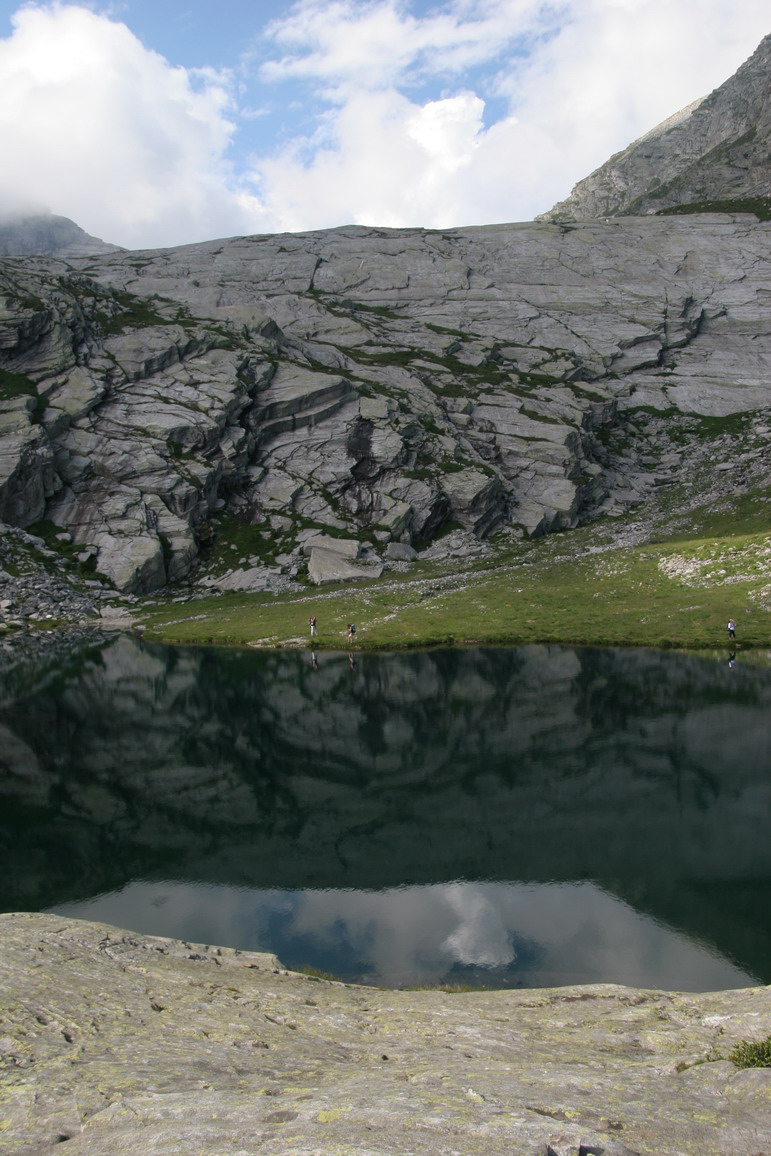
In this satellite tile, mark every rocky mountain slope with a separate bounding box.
[1,212,768,595]
[541,33,771,220]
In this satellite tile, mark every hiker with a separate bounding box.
[309,615,317,637]
[347,622,357,643]
[727,617,736,641]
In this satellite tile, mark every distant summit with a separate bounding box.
[0,213,122,257]
[540,33,771,221]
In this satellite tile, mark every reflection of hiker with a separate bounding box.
[311,651,319,670]
[347,622,357,643]
[309,615,317,637]
[727,618,736,641]
[348,652,357,671]
[728,652,736,670]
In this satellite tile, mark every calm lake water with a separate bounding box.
[1,637,769,991]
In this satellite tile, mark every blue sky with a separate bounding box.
[0,1,768,248]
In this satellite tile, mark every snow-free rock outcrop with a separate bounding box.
[0,213,121,258]
[540,33,771,220]
[0,209,769,592]
[1,913,770,1155]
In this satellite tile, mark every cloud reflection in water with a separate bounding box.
[50,877,756,992]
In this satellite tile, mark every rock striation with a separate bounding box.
[540,34,771,220]
[0,210,769,594]
[1,913,770,1155]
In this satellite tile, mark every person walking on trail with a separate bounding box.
[727,617,736,642]
[347,622,357,643]
[309,615,317,637]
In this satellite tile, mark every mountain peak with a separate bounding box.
[0,213,122,258]
[539,33,771,221]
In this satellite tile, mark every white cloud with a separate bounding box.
[250,88,492,232]
[259,0,555,94]
[0,1,768,246]
[0,3,261,247]
[250,0,771,229]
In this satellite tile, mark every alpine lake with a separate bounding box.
[1,636,769,992]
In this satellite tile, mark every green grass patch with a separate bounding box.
[0,368,38,405]
[658,196,771,221]
[204,512,282,572]
[297,965,344,982]
[657,487,771,541]
[24,519,100,578]
[135,507,771,654]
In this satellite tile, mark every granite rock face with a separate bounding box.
[1,913,770,1156]
[1,210,769,593]
[541,34,771,220]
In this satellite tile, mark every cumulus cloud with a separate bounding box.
[251,0,771,228]
[0,3,261,247]
[250,87,493,232]
[259,0,555,93]
[0,0,768,246]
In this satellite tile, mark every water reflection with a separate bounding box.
[0,636,769,989]
[52,879,754,991]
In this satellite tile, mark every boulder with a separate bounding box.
[307,544,384,584]
[301,534,360,559]
[384,541,417,561]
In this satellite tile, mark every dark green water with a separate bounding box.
[1,637,769,990]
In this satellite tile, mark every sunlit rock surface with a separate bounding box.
[1,211,769,592]
[1,913,770,1155]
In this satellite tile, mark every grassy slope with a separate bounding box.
[136,486,771,655]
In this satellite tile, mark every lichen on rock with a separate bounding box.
[1,913,770,1155]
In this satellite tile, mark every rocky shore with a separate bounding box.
[0,523,123,671]
[0,913,769,1155]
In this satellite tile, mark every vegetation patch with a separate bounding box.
[729,1035,771,1069]
[0,369,38,404]
[87,290,176,335]
[24,519,97,578]
[658,196,771,221]
[136,498,771,655]
[204,512,282,572]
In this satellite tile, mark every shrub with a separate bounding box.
[729,1036,771,1069]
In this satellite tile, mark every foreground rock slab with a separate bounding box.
[1,914,770,1155]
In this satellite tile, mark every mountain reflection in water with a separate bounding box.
[0,637,769,990]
